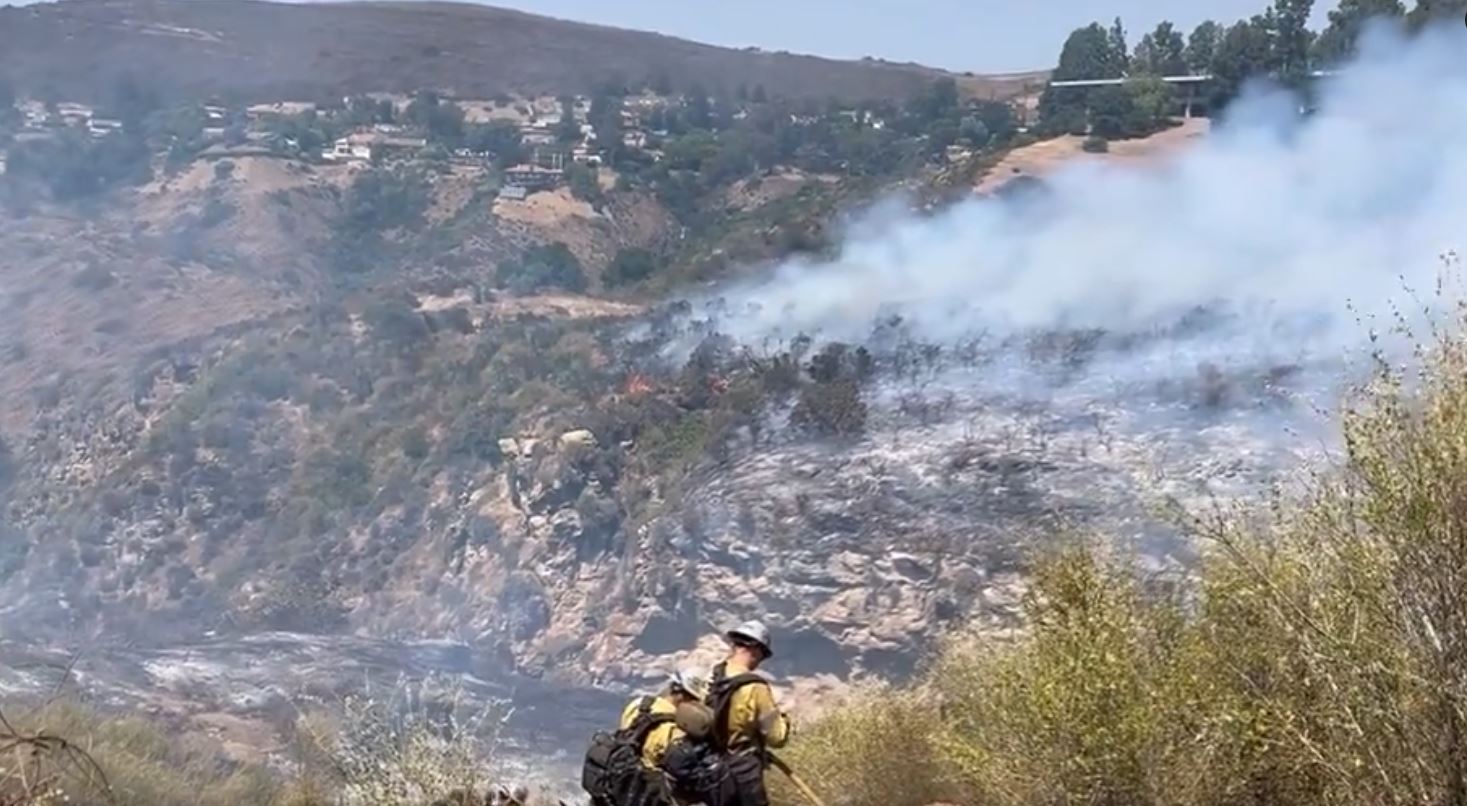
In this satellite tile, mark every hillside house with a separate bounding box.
[627,94,667,111]
[503,163,563,192]
[622,130,648,150]
[56,102,93,126]
[327,138,372,162]
[87,118,124,138]
[325,131,427,162]
[529,96,562,118]
[571,144,602,165]
[203,103,229,124]
[520,123,557,146]
[19,101,47,129]
[247,101,316,121]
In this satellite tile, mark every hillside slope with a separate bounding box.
[0,0,1042,103]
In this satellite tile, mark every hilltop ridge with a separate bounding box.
[0,0,1045,104]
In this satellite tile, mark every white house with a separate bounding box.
[326,137,371,162]
[324,131,426,163]
[87,118,124,138]
[246,101,317,121]
[520,123,557,146]
[56,102,93,126]
[571,145,602,165]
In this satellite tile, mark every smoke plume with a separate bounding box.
[688,23,1467,379]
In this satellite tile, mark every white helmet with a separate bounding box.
[725,620,773,658]
[669,666,711,700]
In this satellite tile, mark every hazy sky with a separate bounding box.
[483,1,1335,72]
[3,0,1336,72]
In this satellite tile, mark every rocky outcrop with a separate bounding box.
[344,364,1310,698]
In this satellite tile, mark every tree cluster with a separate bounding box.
[4,128,152,200]
[1037,0,1451,135]
[494,243,587,294]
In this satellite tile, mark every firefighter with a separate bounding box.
[705,621,791,806]
[613,667,711,806]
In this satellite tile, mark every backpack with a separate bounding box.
[583,696,676,802]
[661,738,731,804]
[704,664,768,753]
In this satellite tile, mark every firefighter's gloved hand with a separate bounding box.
[758,708,791,736]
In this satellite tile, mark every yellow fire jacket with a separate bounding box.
[619,693,685,768]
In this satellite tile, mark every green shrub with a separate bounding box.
[790,380,866,437]
[400,426,430,460]
[293,447,371,510]
[567,164,603,206]
[494,243,587,294]
[339,167,429,234]
[605,247,659,287]
[72,264,117,291]
[0,435,15,488]
[5,129,152,200]
[933,547,1200,805]
[363,297,430,351]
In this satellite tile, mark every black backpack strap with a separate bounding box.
[706,672,767,751]
[630,710,677,748]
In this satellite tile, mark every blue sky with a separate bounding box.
[5,0,1336,72]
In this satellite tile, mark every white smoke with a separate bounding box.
[689,22,1467,368]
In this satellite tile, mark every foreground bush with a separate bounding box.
[778,264,1467,806]
[770,685,959,806]
[0,701,285,805]
[0,674,515,806]
[291,675,512,806]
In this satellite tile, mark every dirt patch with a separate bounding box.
[976,118,1211,196]
[425,165,490,225]
[490,293,644,320]
[494,187,598,227]
[492,188,614,271]
[724,170,813,211]
[460,96,534,124]
[190,712,280,765]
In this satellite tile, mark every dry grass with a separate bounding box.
[0,674,516,806]
[770,684,959,806]
[289,675,514,806]
[0,701,281,806]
